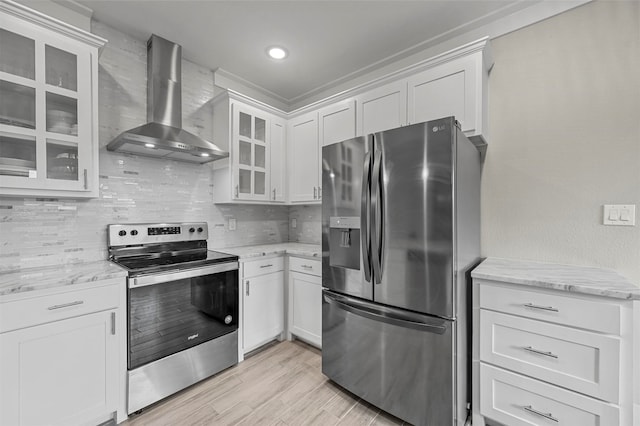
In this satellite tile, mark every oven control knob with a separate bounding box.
[131,229,138,236]
[118,230,126,237]
[224,315,233,325]
[197,227,203,233]
[189,227,195,233]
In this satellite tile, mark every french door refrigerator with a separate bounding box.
[321,117,483,426]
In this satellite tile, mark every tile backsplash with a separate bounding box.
[0,19,298,272]
[289,205,321,244]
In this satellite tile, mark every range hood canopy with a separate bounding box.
[107,34,228,164]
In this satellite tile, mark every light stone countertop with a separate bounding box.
[472,257,640,300]
[220,242,321,260]
[0,261,127,299]
[0,243,320,299]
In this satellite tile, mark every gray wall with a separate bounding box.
[482,0,640,283]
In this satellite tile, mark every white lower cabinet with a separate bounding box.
[288,257,322,348]
[481,363,620,426]
[474,279,634,426]
[241,256,285,354]
[0,281,122,426]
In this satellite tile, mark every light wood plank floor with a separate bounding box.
[123,340,407,426]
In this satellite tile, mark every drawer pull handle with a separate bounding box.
[523,405,558,422]
[260,264,273,268]
[524,302,559,312]
[301,265,313,269]
[246,280,250,296]
[523,346,558,359]
[47,300,84,310]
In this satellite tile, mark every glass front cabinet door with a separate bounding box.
[232,103,271,201]
[0,2,105,197]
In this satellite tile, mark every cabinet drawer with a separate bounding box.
[480,310,620,402]
[0,284,119,333]
[243,256,284,278]
[480,364,619,426]
[479,281,621,335]
[289,257,321,276]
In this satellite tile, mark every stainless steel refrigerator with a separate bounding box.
[321,117,483,426]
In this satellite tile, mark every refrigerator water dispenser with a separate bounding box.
[329,217,360,270]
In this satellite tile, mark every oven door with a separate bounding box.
[127,262,238,370]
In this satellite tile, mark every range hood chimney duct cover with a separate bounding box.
[106,34,228,164]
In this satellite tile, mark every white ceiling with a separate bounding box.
[75,0,536,105]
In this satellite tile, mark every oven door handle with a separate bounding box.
[129,262,239,288]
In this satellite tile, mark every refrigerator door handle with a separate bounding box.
[371,148,384,284]
[323,291,447,334]
[361,151,372,282]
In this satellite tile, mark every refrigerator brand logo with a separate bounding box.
[432,125,447,132]
[187,333,199,340]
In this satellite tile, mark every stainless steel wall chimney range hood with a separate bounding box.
[107,35,228,164]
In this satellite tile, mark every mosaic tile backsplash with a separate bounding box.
[289,205,321,244]
[0,20,317,273]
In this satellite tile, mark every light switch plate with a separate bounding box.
[228,218,237,231]
[603,204,635,226]
[291,218,297,228]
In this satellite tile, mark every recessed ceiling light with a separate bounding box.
[145,143,155,148]
[267,46,288,60]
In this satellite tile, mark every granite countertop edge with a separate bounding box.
[0,260,128,299]
[472,257,640,300]
[0,243,321,299]
[220,242,321,259]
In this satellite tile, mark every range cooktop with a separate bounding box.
[107,222,237,276]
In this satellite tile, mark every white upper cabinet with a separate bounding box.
[287,99,355,204]
[212,91,287,204]
[288,111,319,203]
[407,47,489,143]
[356,38,492,144]
[356,81,407,136]
[269,117,286,203]
[319,99,356,147]
[234,103,270,201]
[215,38,491,205]
[0,1,105,198]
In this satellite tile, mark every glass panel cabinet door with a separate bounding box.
[233,104,270,200]
[0,28,35,79]
[0,19,94,195]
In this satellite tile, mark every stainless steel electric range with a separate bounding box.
[108,222,239,414]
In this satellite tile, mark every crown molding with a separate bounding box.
[1,0,106,48]
[287,0,591,110]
